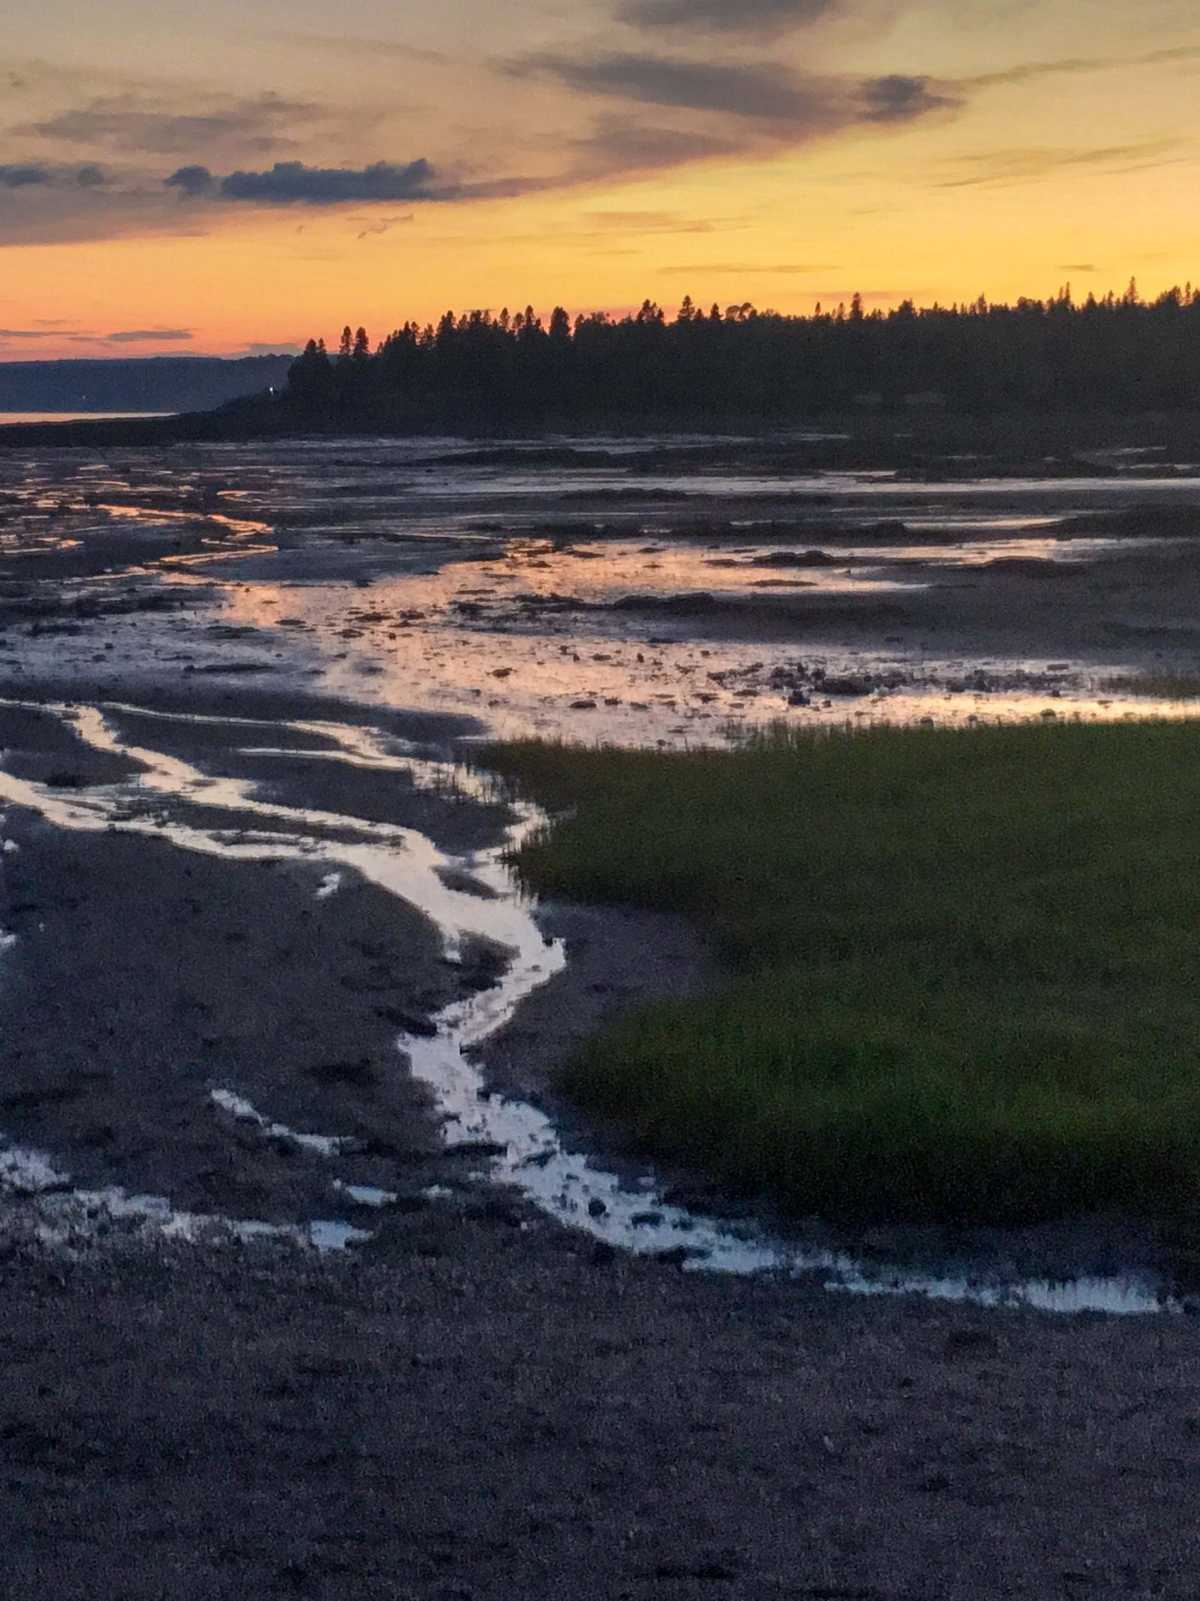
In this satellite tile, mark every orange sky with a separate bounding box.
[1,0,1197,357]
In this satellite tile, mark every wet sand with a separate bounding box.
[4,432,1200,1595]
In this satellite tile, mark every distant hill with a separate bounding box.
[0,355,294,415]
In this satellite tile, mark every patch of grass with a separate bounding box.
[483,720,1200,1225]
[1104,672,1200,700]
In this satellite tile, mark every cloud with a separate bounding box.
[168,158,443,204]
[355,213,413,238]
[936,139,1182,188]
[619,0,839,32]
[222,159,437,204]
[517,52,832,122]
[16,93,315,156]
[860,75,956,123]
[103,328,193,343]
[963,43,1200,92]
[166,158,544,206]
[515,52,960,138]
[0,162,111,189]
[0,326,83,338]
[0,164,51,187]
[1058,263,1097,273]
[571,116,743,181]
[164,165,218,197]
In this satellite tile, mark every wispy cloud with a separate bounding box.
[514,52,960,139]
[14,92,316,156]
[962,42,1200,91]
[0,325,84,338]
[936,139,1184,188]
[355,213,413,238]
[103,328,193,343]
[619,0,840,34]
[266,31,451,66]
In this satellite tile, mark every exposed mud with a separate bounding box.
[3,430,1200,1597]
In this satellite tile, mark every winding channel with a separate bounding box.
[0,696,1185,1316]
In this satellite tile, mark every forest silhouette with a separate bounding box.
[286,283,1200,427]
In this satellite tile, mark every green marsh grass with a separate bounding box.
[484,719,1200,1225]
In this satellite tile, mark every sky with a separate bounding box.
[1,0,1197,358]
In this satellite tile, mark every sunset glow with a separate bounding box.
[1,0,1198,357]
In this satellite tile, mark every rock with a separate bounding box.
[587,1197,608,1218]
[820,675,875,697]
[750,548,839,568]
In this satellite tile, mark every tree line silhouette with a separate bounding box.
[285,283,1200,425]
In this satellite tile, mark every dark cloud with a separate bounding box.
[0,162,109,189]
[211,159,441,204]
[619,0,838,32]
[860,75,956,122]
[165,158,540,207]
[16,93,314,156]
[0,164,50,187]
[516,53,960,139]
[164,165,218,197]
[518,52,832,122]
[0,326,76,338]
[103,328,193,343]
[1058,263,1097,272]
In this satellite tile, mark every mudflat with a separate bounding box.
[6,1218,1200,1601]
[4,429,1200,1597]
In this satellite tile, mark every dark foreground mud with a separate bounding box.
[4,1230,1200,1601]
